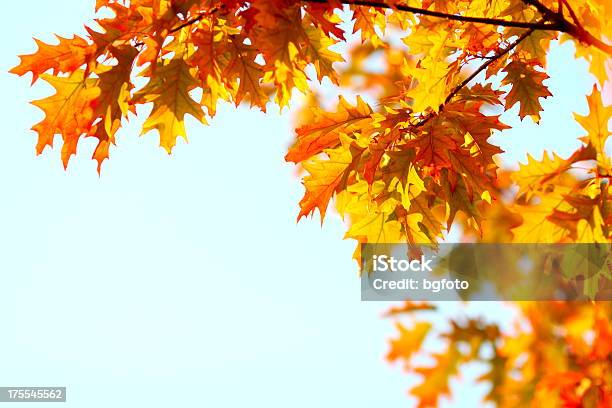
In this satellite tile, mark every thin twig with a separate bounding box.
[170,7,218,33]
[444,27,535,105]
[409,27,535,129]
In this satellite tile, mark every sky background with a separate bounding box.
[0,1,604,407]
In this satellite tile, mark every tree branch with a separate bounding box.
[560,0,579,26]
[169,6,219,33]
[306,0,611,55]
[521,0,611,54]
[306,0,561,30]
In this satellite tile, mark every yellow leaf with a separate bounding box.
[386,322,432,365]
[346,201,403,244]
[404,27,464,112]
[224,38,268,111]
[512,145,596,197]
[31,71,101,167]
[574,85,612,165]
[298,134,363,221]
[397,165,426,210]
[572,43,609,86]
[286,95,373,163]
[138,58,205,153]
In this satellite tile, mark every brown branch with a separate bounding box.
[170,7,219,33]
[170,13,206,33]
[561,0,579,26]
[306,0,561,30]
[307,0,611,55]
[521,0,561,20]
[522,0,611,54]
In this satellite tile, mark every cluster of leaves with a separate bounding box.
[509,87,611,243]
[11,0,611,405]
[386,301,612,407]
[11,0,347,170]
[10,0,610,244]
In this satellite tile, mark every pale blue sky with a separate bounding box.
[0,1,601,407]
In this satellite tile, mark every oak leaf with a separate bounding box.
[501,60,552,122]
[30,71,101,167]
[11,35,95,84]
[285,96,373,163]
[137,58,206,153]
[574,85,612,165]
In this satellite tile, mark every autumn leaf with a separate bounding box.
[403,24,464,113]
[513,145,596,197]
[285,95,373,163]
[411,349,462,408]
[345,205,403,245]
[304,1,345,40]
[574,85,612,165]
[10,35,95,83]
[352,5,386,48]
[30,71,101,167]
[90,46,138,170]
[224,37,269,111]
[137,57,205,153]
[297,134,364,221]
[301,23,344,83]
[501,60,552,122]
[386,321,432,365]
